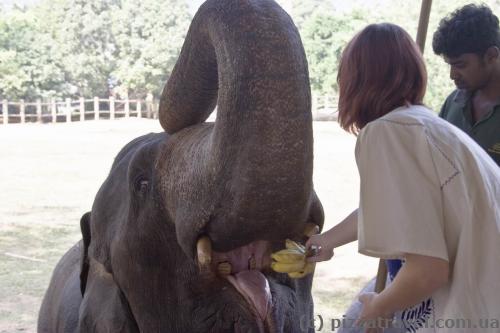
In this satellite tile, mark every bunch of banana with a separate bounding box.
[270,239,315,279]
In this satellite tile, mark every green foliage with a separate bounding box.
[0,9,66,100]
[111,0,191,98]
[300,9,366,94]
[0,0,191,100]
[42,0,118,98]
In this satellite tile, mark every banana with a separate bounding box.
[270,249,305,263]
[270,239,314,278]
[285,239,305,253]
[271,261,306,273]
[287,263,315,279]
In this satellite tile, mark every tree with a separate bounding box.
[2,0,499,105]
[34,0,119,98]
[300,9,366,94]
[0,8,66,100]
[1,0,191,100]
[277,0,326,30]
[111,0,191,98]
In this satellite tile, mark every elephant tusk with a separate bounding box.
[217,262,232,276]
[303,223,319,238]
[196,236,212,270]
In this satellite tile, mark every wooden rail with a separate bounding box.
[0,95,158,124]
[0,94,338,124]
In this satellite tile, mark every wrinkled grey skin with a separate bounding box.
[38,0,324,332]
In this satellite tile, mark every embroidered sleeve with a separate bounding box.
[355,120,449,261]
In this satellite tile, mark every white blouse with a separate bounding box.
[355,104,500,333]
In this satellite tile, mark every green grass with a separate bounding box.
[313,277,366,323]
[0,223,80,332]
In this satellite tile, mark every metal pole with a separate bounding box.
[416,0,433,53]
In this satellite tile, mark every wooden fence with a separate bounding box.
[312,94,338,121]
[0,96,158,124]
[0,94,337,124]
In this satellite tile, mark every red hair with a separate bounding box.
[337,23,427,133]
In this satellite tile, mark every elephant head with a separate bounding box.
[40,0,324,332]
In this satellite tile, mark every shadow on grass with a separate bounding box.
[0,223,80,332]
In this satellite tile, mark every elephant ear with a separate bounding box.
[80,212,91,296]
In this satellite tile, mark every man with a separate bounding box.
[433,4,500,166]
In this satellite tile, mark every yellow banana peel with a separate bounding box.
[270,239,314,279]
[287,263,315,279]
[271,260,306,273]
[270,249,305,263]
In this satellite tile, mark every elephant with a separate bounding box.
[38,0,324,332]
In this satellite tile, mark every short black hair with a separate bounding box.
[432,4,500,57]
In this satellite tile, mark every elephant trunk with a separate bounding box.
[159,0,314,256]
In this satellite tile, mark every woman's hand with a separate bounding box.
[356,292,393,333]
[304,208,359,263]
[305,233,334,262]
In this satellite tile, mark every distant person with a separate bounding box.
[433,4,500,166]
[306,23,500,333]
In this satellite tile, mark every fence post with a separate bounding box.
[153,97,160,119]
[20,99,25,123]
[94,97,99,121]
[324,95,330,112]
[146,93,153,119]
[2,100,8,124]
[109,96,115,120]
[36,99,42,123]
[65,98,71,122]
[311,94,318,120]
[51,98,56,123]
[125,97,130,118]
[137,100,142,118]
[80,97,85,121]
[153,98,158,119]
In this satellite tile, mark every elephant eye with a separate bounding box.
[139,180,149,193]
[134,176,150,196]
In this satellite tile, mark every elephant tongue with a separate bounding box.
[225,270,272,322]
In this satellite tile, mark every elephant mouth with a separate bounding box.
[216,240,273,325]
[198,238,273,331]
[196,223,319,332]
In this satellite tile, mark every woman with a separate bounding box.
[306,23,500,332]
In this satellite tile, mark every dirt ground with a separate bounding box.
[0,119,378,332]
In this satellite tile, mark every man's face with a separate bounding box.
[444,53,491,92]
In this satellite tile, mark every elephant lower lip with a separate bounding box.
[225,270,272,324]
